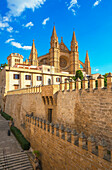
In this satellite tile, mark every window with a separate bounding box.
[15,59,20,65]
[65,78,68,82]
[25,75,31,80]
[48,79,51,85]
[37,76,42,81]
[56,78,60,82]
[14,85,19,90]
[13,74,20,79]
[26,85,31,88]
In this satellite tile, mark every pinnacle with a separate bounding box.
[72,31,76,42]
[52,25,57,38]
[85,51,90,62]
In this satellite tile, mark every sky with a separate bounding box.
[0,0,112,74]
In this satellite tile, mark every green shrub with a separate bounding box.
[1,111,12,120]
[10,126,30,150]
[33,150,40,158]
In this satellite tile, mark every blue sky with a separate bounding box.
[0,0,112,74]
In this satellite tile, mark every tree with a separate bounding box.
[0,63,8,72]
[104,73,108,87]
[72,70,84,81]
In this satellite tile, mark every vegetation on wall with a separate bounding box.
[72,70,84,81]
[10,126,30,150]
[0,63,8,72]
[0,110,30,150]
[0,111,13,120]
[104,73,108,87]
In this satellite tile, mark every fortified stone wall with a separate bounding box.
[24,115,112,170]
[5,93,46,129]
[5,88,112,149]
[56,89,112,149]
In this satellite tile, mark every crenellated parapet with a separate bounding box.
[59,73,112,92]
[25,114,112,165]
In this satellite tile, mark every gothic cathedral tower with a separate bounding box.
[49,26,60,72]
[85,51,91,75]
[29,40,38,66]
[70,31,79,74]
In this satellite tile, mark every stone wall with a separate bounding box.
[56,89,112,149]
[5,93,46,129]
[24,115,112,170]
[5,88,112,149]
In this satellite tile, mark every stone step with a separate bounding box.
[17,165,33,170]
[0,154,28,163]
[4,161,33,170]
[0,151,26,160]
[2,159,31,168]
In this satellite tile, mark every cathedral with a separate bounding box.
[23,26,91,75]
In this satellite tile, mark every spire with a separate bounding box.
[72,31,76,42]
[29,40,38,66]
[32,39,36,52]
[61,37,63,42]
[50,25,59,48]
[85,51,90,62]
[52,25,57,39]
[71,30,77,51]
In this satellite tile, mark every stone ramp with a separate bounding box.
[0,115,33,170]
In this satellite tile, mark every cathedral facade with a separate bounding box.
[23,26,91,75]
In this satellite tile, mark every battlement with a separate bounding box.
[7,73,112,96]
[25,114,112,169]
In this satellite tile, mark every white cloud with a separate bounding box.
[71,9,76,15]
[15,30,19,33]
[0,21,9,30]
[94,69,99,72]
[23,22,34,29]
[3,16,10,22]
[42,17,50,25]
[66,0,80,15]
[5,38,15,43]
[68,0,79,10]
[93,0,101,7]
[7,26,13,33]
[7,0,46,17]
[11,41,32,50]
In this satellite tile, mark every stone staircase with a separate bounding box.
[0,115,33,170]
[0,151,33,170]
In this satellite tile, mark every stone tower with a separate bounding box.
[70,31,79,74]
[29,40,38,66]
[85,51,91,75]
[49,26,60,72]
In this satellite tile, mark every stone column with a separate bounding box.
[60,83,62,91]
[79,132,86,148]
[107,72,112,89]
[76,78,81,90]
[69,80,74,91]
[65,80,67,91]
[46,121,49,132]
[89,77,96,91]
[64,129,68,142]
[98,139,107,159]
[50,123,54,134]
[71,129,79,145]
[88,135,95,152]
[82,77,88,90]
[97,74,104,89]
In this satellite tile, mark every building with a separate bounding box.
[0,26,91,95]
